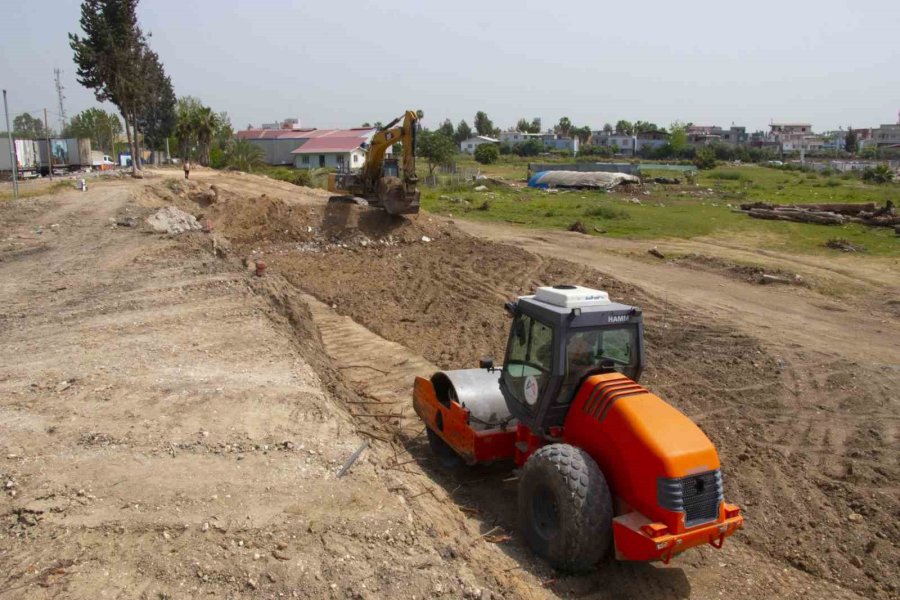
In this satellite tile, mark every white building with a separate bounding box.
[237,127,375,166]
[459,136,499,154]
[291,135,370,170]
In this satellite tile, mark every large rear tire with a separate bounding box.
[518,443,613,571]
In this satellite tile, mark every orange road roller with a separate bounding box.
[413,285,743,570]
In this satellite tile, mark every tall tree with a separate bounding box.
[438,118,455,139]
[516,118,541,134]
[13,113,47,139]
[844,126,858,154]
[474,111,494,136]
[634,120,659,134]
[416,130,456,175]
[192,106,220,166]
[455,119,472,144]
[602,123,613,133]
[668,121,687,154]
[556,116,573,137]
[64,107,122,153]
[70,0,147,175]
[135,46,176,156]
[574,126,592,146]
[614,120,633,135]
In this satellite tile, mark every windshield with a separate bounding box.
[559,326,637,403]
[502,313,554,411]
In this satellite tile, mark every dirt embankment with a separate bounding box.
[151,175,899,600]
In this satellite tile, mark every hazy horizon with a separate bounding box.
[1,0,898,135]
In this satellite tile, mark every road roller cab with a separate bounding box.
[412,285,743,569]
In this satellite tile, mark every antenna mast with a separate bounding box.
[54,69,67,133]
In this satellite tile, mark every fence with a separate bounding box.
[421,166,481,188]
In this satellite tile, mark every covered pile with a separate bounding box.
[528,170,641,190]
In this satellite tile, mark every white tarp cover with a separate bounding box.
[529,170,640,190]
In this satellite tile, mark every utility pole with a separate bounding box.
[3,89,19,199]
[44,108,53,180]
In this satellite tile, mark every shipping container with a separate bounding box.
[36,138,93,172]
[0,138,41,176]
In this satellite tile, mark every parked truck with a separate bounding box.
[36,138,92,174]
[91,150,116,170]
[0,138,41,179]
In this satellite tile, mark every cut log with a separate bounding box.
[748,209,845,225]
[740,202,875,215]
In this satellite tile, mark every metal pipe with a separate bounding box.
[3,89,18,199]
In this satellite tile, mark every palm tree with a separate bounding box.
[193,107,220,166]
[226,139,265,172]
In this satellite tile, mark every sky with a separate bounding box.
[1,0,898,135]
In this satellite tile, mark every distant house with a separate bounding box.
[768,123,813,151]
[872,124,900,147]
[291,135,370,170]
[460,136,499,154]
[236,127,376,166]
[590,131,666,155]
[498,130,578,154]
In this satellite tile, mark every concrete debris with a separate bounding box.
[146,206,202,235]
[648,247,665,259]
[474,185,488,192]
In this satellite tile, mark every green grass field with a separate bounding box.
[419,161,899,257]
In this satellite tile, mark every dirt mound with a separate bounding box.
[147,178,448,250]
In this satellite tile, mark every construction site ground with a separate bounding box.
[1,169,897,600]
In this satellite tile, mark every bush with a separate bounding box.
[862,164,894,184]
[210,147,227,169]
[693,147,717,170]
[474,143,499,165]
[513,139,544,157]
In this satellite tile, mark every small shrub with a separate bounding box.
[693,147,717,170]
[292,170,311,187]
[476,200,490,211]
[474,143,499,165]
[824,178,841,188]
[544,209,557,217]
[862,164,894,184]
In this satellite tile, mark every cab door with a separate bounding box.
[501,313,555,416]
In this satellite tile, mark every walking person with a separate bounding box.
[183,159,191,180]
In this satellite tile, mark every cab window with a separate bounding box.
[559,326,637,403]
[503,314,553,410]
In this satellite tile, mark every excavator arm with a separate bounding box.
[361,110,420,194]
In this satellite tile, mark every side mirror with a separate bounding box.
[504,301,517,317]
[479,356,495,371]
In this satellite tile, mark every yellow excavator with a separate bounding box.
[327,110,423,215]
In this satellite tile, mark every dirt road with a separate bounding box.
[454,221,900,365]
[1,171,895,599]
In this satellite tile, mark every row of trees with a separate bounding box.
[70,0,175,175]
